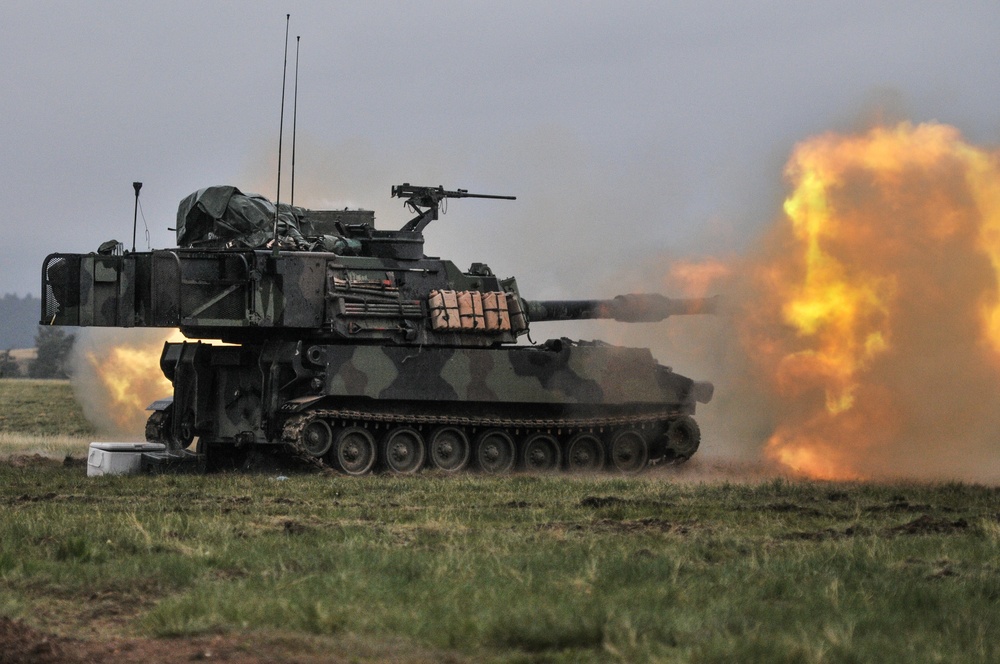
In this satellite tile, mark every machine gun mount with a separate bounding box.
[392,183,516,232]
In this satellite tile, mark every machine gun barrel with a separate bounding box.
[524,293,718,323]
[391,183,515,202]
[393,183,516,232]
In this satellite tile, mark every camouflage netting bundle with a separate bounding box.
[176,186,359,253]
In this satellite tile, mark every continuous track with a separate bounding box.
[280,407,700,475]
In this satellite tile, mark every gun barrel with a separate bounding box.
[391,183,515,201]
[524,293,718,323]
[455,192,517,200]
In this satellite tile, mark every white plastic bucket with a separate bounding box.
[87,442,166,477]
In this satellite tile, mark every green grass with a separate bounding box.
[0,378,96,436]
[1,467,998,662]
[0,432,91,459]
[2,378,999,661]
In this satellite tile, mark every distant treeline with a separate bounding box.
[0,293,41,349]
[0,326,74,379]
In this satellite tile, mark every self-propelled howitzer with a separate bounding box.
[41,184,715,474]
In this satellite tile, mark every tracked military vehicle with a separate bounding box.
[41,184,715,474]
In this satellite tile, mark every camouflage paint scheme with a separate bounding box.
[43,250,517,345]
[152,337,710,448]
[41,185,715,471]
[319,343,692,406]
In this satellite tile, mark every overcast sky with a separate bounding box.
[3,1,999,303]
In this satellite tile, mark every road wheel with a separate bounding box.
[475,429,516,474]
[335,426,377,476]
[665,416,701,461]
[521,432,561,472]
[429,426,471,473]
[609,430,648,473]
[300,419,333,457]
[383,427,426,474]
[566,433,605,472]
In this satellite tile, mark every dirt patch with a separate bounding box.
[281,519,311,535]
[900,557,966,580]
[501,500,534,508]
[761,501,824,517]
[3,454,65,469]
[864,498,934,513]
[0,616,77,664]
[579,495,626,508]
[5,493,98,508]
[782,515,971,542]
[780,525,870,541]
[888,514,969,535]
[578,495,673,509]
[0,617,467,663]
[594,517,690,534]
[538,518,696,535]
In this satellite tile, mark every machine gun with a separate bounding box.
[392,183,516,232]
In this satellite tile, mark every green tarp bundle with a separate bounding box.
[176,185,306,249]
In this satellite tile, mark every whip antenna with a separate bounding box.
[131,182,142,253]
[291,35,300,207]
[273,13,291,253]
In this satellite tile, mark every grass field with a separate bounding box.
[0,378,95,438]
[1,379,999,662]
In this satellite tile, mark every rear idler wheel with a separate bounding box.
[382,427,426,474]
[300,419,333,457]
[146,403,194,451]
[475,429,516,474]
[565,432,605,472]
[429,426,471,473]
[609,430,649,474]
[521,432,561,472]
[334,426,377,476]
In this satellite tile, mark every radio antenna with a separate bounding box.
[131,182,142,253]
[272,14,291,253]
[290,35,300,207]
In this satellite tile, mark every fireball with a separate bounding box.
[74,329,185,437]
[746,122,1000,480]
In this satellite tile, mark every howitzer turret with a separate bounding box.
[41,183,716,475]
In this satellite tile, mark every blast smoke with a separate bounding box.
[69,328,179,439]
[70,121,1000,482]
[623,123,1000,482]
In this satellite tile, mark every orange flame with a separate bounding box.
[75,329,185,436]
[744,122,1000,479]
